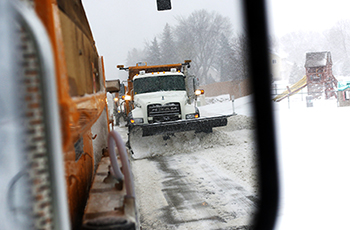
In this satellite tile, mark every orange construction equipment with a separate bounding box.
[5,1,137,229]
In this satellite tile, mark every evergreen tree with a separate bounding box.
[289,63,304,84]
[145,37,161,65]
[216,33,236,82]
[160,23,178,64]
[232,33,249,80]
[126,48,145,66]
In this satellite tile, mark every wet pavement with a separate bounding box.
[133,153,258,229]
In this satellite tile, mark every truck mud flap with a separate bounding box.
[131,115,231,137]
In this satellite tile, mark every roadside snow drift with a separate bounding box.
[129,115,256,160]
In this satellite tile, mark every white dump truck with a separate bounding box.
[117,61,229,143]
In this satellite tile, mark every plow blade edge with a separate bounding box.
[130,115,230,137]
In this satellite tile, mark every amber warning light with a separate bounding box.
[195,89,204,96]
[122,95,131,101]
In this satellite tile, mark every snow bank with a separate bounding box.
[220,114,256,131]
[204,94,231,104]
[128,114,259,193]
[201,128,259,194]
[130,114,259,229]
[130,114,256,160]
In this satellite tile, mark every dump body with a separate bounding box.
[3,1,138,229]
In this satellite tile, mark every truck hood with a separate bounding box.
[134,91,187,106]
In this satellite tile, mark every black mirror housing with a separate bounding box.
[156,0,171,11]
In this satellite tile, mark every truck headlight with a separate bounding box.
[130,118,144,124]
[122,94,131,101]
[195,89,204,96]
[186,113,199,119]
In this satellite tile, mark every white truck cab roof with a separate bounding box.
[133,68,184,80]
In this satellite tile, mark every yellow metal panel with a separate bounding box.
[273,76,307,102]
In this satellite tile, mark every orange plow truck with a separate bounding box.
[0,0,137,229]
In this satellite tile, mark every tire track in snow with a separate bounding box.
[142,154,258,229]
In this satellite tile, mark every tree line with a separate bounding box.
[125,9,248,85]
[271,19,350,84]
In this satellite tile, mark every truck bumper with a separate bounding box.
[129,115,231,137]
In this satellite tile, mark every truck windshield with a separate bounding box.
[134,75,186,94]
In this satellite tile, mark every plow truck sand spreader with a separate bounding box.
[117,61,230,156]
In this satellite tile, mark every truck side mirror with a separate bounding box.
[156,0,171,11]
[185,75,196,103]
[186,75,194,91]
[106,79,120,93]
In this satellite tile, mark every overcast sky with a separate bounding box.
[82,0,244,80]
[267,0,350,37]
[82,0,350,80]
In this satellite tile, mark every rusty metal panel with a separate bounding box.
[59,10,101,96]
[56,0,94,41]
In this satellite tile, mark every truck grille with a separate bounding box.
[148,103,181,123]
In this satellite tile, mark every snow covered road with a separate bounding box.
[114,95,259,229]
[133,151,257,229]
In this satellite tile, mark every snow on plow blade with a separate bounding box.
[131,115,230,137]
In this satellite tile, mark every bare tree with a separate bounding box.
[323,20,350,75]
[174,10,233,84]
[280,31,325,67]
[276,20,350,77]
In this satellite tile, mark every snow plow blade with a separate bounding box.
[130,115,231,137]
